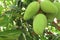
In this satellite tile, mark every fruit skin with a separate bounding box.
[46,13,55,23]
[40,0,58,14]
[54,2,60,20]
[23,1,39,20]
[33,13,47,35]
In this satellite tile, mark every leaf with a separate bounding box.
[0,6,3,14]
[18,33,25,40]
[0,29,21,40]
[0,15,11,27]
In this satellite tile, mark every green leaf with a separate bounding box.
[0,6,3,14]
[0,15,11,27]
[0,29,21,40]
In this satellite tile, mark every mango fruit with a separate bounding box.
[46,13,56,22]
[23,1,39,20]
[33,13,47,35]
[54,2,60,20]
[40,0,58,14]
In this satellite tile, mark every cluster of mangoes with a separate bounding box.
[23,0,60,35]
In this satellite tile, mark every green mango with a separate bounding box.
[23,1,39,20]
[40,0,58,14]
[33,13,47,35]
[54,2,60,20]
[46,13,55,23]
